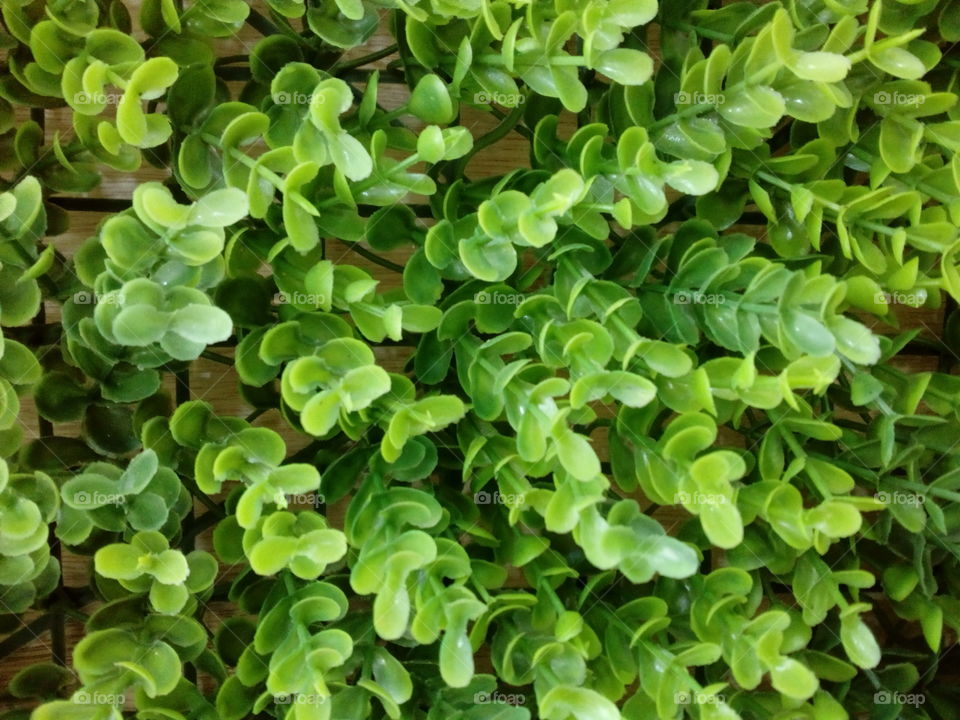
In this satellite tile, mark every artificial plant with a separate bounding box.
[2,0,960,719]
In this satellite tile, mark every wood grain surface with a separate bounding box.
[1,4,952,711]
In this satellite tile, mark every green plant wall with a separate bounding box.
[1,0,960,718]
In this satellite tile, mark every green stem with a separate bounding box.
[885,478,960,504]
[848,146,954,204]
[639,284,779,315]
[201,132,320,217]
[847,28,926,64]
[646,59,786,134]
[645,32,883,137]
[331,44,399,73]
[106,70,128,91]
[6,237,39,269]
[647,102,716,132]
[452,101,526,177]
[662,21,733,41]
[63,607,89,622]
[333,153,423,201]
[342,242,405,273]
[201,350,234,366]
[755,169,902,240]
[477,54,586,67]
[372,106,408,126]
[779,427,807,461]
[179,474,226,518]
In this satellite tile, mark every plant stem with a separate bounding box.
[477,54,586,67]
[179,474,226,518]
[451,101,526,177]
[342,242,405,273]
[754,169,905,241]
[331,44,399,72]
[201,350,235,366]
[662,21,733,41]
[200,133,321,218]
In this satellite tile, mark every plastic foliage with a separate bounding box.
[2,1,960,719]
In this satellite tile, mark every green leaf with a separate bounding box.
[770,657,819,700]
[595,49,653,85]
[169,305,233,344]
[94,543,142,580]
[719,86,785,128]
[840,614,881,668]
[555,432,600,481]
[540,685,620,720]
[459,235,517,282]
[879,116,923,174]
[408,74,456,124]
[190,188,249,227]
[870,47,926,79]
[791,52,851,82]
[782,310,835,356]
[113,306,170,346]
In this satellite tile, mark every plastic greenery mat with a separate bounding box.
[2,0,960,718]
